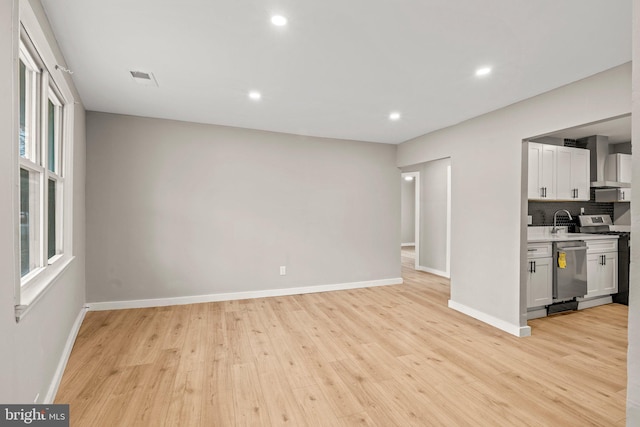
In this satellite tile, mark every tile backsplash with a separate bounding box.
[528,190,614,232]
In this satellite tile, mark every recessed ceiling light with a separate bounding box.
[475,67,492,77]
[271,15,287,26]
[389,112,401,121]
[404,176,414,181]
[248,91,262,100]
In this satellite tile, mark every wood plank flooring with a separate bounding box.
[56,247,628,426]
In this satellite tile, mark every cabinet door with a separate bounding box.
[528,143,543,199]
[571,148,590,201]
[527,257,553,308]
[586,254,601,297]
[556,147,589,200]
[618,154,632,183]
[601,253,618,294]
[556,147,573,200]
[528,143,556,200]
[540,145,556,199]
[586,252,618,297]
[595,188,630,202]
[619,188,631,202]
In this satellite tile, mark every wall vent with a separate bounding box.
[130,70,158,87]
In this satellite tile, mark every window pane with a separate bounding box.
[19,54,39,162]
[20,168,39,276]
[20,169,30,276]
[48,100,55,172]
[48,179,56,259]
[19,61,26,157]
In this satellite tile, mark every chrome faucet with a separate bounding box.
[551,209,573,234]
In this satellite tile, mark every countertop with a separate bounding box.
[527,226,619,243]
[527,233,619,243]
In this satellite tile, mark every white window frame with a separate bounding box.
[44,84,65,263]
[15,0,75,321]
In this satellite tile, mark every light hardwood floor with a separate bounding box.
[56,248,627,426]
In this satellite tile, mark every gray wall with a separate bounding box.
[0,0,86,403]
[627,0,639,422]
[398,63,632,336]
[86,112,400,303]
[400,178,415,244]
[419,158,450,275]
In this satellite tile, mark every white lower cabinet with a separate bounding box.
[527,239,619,311]
[527,243,553,308]
[527,257,553,308]
[586,252,618,298]
[585,239,618,298]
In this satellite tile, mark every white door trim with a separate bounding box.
[446,164,451,277]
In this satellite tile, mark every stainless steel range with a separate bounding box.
[578,214,631,305]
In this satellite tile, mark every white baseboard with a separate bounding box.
[87,277,404,311]
[401,243,415,247]
[416,265,450,279]
[44,305,88,403]
[448,299,531,337]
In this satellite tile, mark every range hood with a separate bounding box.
[580,135,632,188]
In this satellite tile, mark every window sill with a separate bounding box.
[15,255,75,322]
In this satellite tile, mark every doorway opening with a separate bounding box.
[401,172,420,270]
[522,114,632,330]
[400,158,451,278]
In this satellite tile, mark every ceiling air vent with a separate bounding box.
[130,70,158,87]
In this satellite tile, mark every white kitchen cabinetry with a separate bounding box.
[527,243,553,308]
[585,240,618,298]
[595,188,631,202]
[556,146,590,201]
[605,153,632,183]
[528,143,556,200]
[528,143,590,201]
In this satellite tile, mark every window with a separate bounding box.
[16,3,75,320]
[18,40,45,281]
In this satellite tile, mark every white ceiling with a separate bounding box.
[40,0,632,144]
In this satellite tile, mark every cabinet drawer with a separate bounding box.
[586,239,618,254]
[527,243,552,258]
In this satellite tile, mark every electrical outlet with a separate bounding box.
[280,266,286,276]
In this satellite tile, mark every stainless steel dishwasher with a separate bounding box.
[552,241,587,301]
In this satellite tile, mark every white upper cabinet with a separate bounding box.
[595,188,631,202]
[571,148,590,201]
[528,143,590,201]
[605,153,632,183]
[555,147,572,200]
[528,143,542,199]
[528,143,556,200]
[556,146,590,201]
